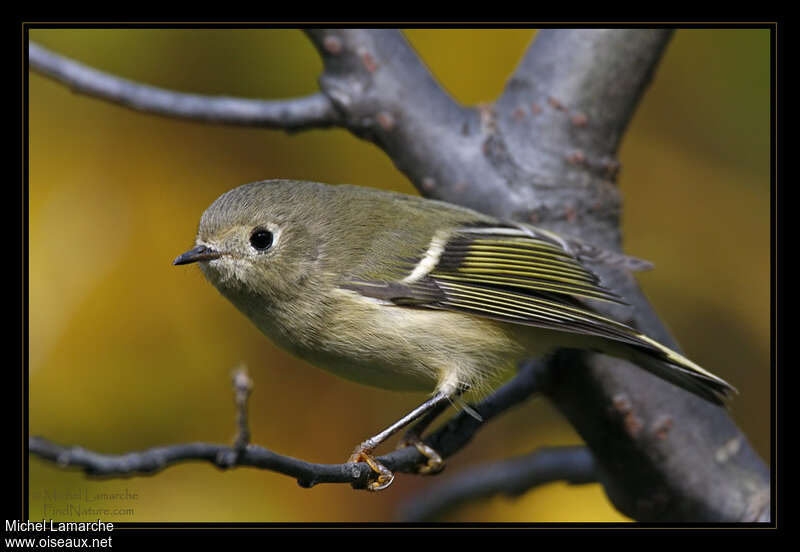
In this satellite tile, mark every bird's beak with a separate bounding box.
[173,244,222,265]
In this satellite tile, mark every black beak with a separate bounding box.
[173,244,222,265]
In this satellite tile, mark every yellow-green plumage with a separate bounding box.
[180,179,735,405]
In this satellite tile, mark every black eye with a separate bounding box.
[249,228,274,251]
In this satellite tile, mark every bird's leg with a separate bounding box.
[395,398,452,475]
[349,391,451,491]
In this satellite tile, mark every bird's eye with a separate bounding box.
[249,228,274,251]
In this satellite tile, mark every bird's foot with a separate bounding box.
[397,434,444,475]
[348,446,394,491]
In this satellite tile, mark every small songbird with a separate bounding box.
[174,179,736,490]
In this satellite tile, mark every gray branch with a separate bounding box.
[28,42,341,131]
[29,360,547,490]
[304,29,513,214]
[28,29,770,522]
[398,446,597,522]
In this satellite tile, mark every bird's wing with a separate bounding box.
[342,222,634,341]
[422,222,629,304]
[341,222,735,403]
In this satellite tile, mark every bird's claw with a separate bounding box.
[349,448,395,491]
[397,435,445,475]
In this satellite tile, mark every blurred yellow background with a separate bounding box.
[28,28,771,522]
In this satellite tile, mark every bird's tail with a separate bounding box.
[620,332,737,405]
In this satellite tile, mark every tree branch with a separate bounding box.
[305,29,515,214]
[28,41,341,131]
[29,360,550,490]
[398,446,597,522]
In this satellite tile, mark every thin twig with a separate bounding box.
[398,446,597,522]
[231,366,253,460]
[28,41,341,131]
[28,435,368,488]
[29,360,550,490]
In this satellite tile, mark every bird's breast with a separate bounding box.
[256,288,526,394]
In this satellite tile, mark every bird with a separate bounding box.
[173,179,736,490]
